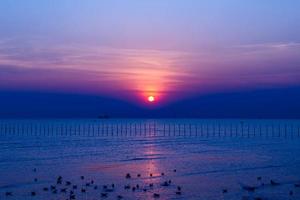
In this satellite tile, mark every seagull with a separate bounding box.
[101,192,108,197]
[57,176,62,184]
[61,188,67,193]
[270,180,280,186]
[126,173,131,179]
[161,181,169,187]
[124,185,130,190]
[242,185,257,192]
[65,181,71,186]
[5,192,12,196]
[153,193,160,198]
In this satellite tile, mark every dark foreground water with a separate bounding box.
[0,119,300,200]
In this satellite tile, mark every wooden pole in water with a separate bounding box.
[17,123,19,136]
[18,123,22,136]
[23,123,25,136]
[125,123,127,136]
[16,123,18,136]
[97,123,99,136]
[6,123,9,136]
[0,123,2,136]
[105,123,107,136]
[120,124,123,136]
[241,123,244,138]
[172,123,175,136]
[61,123,63,136]
[107,123,109,136]
[234,124,237,137]
[247,124,250,138]
[3,123,6,136]
[93,123,95,136]
[259,124,262,137]
[285,124,287,138]
[116,124,119,136]
[200,124,203,137]
[39,123,43,136]
[291,124,293,139]
[4,123,7,136]
[206,124,209,138]
[6,123,8,136]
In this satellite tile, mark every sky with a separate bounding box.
[0,0,300,118]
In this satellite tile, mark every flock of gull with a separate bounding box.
[2,168,300,199]
[3,168,182,199]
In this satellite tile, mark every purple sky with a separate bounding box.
[0,0,300,107]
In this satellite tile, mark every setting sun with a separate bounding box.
[148,96,155,102]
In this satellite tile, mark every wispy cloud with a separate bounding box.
[1,38,300,103]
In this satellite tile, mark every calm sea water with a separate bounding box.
[0,119,300,200]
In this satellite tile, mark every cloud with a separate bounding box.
[1,38,300,103]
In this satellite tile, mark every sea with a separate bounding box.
[0,118,300,200]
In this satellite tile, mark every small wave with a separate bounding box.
[184,165,283,176]
[120,156,166,162]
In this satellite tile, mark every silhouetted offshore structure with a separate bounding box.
[0,120,299,138]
